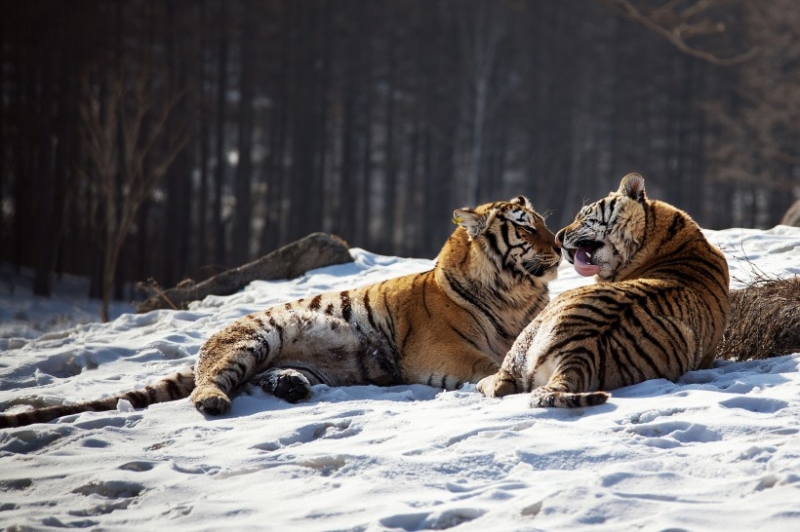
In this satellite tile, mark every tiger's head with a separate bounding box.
[555,173,648,281]
[452,195,561,283]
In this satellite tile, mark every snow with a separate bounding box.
[1,226,800,531]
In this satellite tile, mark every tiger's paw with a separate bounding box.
[476,371,519,398]
[190,385,232,416]
[253,368,313,404]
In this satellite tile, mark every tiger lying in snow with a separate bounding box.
[0,196,561,428]
[478,173,731,408]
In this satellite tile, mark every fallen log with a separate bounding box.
[134,232,352,313]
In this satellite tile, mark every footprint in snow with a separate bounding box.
[72,480,145,499]
[718,396,788,414]
[625,420,721,448]
[252,418,361,452]
[68,481,145,517]
[118,461,157,472]
[379,507,486,531]
[0,426,71,454]
[621,407,686,426]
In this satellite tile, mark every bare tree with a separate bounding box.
[457,1,508,207]
[598,0,759,65]
[80,69,187,321]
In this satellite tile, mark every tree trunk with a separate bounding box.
[162,0,192,287]
[32,2,56,297]
[232,0,255,265]
[213,0,229,268]
[261,5,290,254]
[381,14,398,254]
[197,0,211,272]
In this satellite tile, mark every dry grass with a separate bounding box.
[717,276,800,360]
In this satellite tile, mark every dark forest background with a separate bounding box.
[2,0,800,312]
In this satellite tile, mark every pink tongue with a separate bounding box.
[573,248,601,277]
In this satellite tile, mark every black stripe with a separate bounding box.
[353,346,370,382]
[662,211,686,243]
[592,293,628,309]
[597,199,607,223]
[618,317,662,378]
[570,302,621,323]
[364,290,378,330]
[309,295,323,311]
[232,361,248,379]
[485,227,504,259]
[421,272,433,318]
[667,270,719,318]
[450,324,481,351]
[340,291,352,322]
[127,391,149,408]
[607,333,638,385]
[283,365,329,386]
[443,270,511,341]
[559,356,592,391]
[375,347,403,384]
[400,325,414,354]
[597,335,609,386]
[500,221,514,263]
[166,378,182,399]
[381,285,398,343]
[269,316,283,346]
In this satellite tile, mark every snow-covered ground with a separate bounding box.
[1,226,799,531]
[0,265,129,346]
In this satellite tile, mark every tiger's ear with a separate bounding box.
[510,195,533,210]
[453,208,486,238]
[619,173,646,203]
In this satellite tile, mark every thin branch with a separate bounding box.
[599,0,759,66]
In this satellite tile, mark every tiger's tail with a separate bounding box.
[0,367,196,429]
[530,389,610,408]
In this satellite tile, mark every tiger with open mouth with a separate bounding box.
[478,173,730,408]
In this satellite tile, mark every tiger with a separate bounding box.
[0,196,561,428]
[477,173,730,408]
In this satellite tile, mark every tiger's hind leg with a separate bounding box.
[192,309,379,415]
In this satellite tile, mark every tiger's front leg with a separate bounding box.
[476,368,520,398]
[476,340,531,398]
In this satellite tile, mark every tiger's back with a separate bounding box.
[478,174,730,407]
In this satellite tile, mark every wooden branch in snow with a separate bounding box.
[134,233,353,313]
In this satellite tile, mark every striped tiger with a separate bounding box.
[477,173,731,408]
[0,196,561,428]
